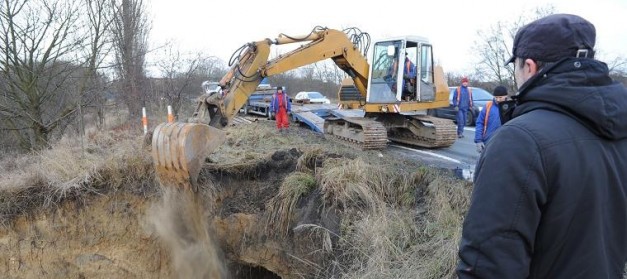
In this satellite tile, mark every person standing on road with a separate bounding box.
[473,85,508,153]
[457,14,627,278]
[453,77,473,138]
[270,86,291,133]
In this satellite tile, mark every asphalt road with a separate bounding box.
[387,126,480,180]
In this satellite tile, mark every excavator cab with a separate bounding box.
[334,36,455,149]
[366,37,435,104]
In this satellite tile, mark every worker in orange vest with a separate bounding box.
[474,86,508,153]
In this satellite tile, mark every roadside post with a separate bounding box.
[142,107,148,135]
[167,105,174,123]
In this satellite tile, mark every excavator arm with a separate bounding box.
[200,28,369,128]
[151,28,371,190]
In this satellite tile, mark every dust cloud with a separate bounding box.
[148,187,227,279]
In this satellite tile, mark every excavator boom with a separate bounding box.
[188,28,371,131]
[151,27,375,190]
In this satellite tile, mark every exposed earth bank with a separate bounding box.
[0,121,471,278]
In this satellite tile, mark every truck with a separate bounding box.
[149,27,456,190]
[207,78,279,119]
[240,78,278,120]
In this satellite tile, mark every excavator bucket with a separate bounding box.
[151,122,226,191]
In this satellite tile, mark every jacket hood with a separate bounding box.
[513,58,627,140]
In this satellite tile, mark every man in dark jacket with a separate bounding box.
[457,14,627,278]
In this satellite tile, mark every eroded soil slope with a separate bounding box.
[0,120,471,278]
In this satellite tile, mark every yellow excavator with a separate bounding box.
[150,27,456,190]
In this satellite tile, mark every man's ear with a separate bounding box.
[524,58,539,76]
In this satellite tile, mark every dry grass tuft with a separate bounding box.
[0,153,44,191]
[317,157,422,212]
[0,129,156,226]
[293,223,335,253]
[326,164,472,279]
[95,136,155,195]
[411,176,471,278]
[295,148,325,173]
[317,158,381,211]
[265,172,317,237]
[338,208,421,278]
[37,136,106,188]
[205,159,266,178]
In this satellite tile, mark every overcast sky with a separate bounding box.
[148,0,626,74]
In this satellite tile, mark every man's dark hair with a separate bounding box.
[517,58,546,70]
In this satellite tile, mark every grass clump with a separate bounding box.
[317,156,423,212]
[295,148,325,173]
[411,177,471,278]
[0,128,155,226]
[338,208,421,278]
[317,158,381,211]
[214,122,329,165]
[311,156,471,279]
[266,172,317,237]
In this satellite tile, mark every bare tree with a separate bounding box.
[110,0,150,120]
[472,6,555,91]
[153,44,203,118]
[79,0,115,130]
[0,0,85,151]
[473,5,627,91]
[606,56,627,75]
[300,65,316,83]
[607,56,627,86]
[472,22,511,86]
[194,56,227,82]
[313,60,345,85]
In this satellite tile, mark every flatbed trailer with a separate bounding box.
[290,103,366,133]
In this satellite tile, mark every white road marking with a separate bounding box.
[464,127,475,132]
[390,144,461,164]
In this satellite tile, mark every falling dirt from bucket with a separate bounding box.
[147,187,227,279]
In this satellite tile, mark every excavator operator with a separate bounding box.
[402,53,417,101]
[386,51,417,101]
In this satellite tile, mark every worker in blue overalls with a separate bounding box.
[453,77,474,138]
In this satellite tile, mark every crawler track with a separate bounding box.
[387,115,457,148]
[324,117,388,150]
